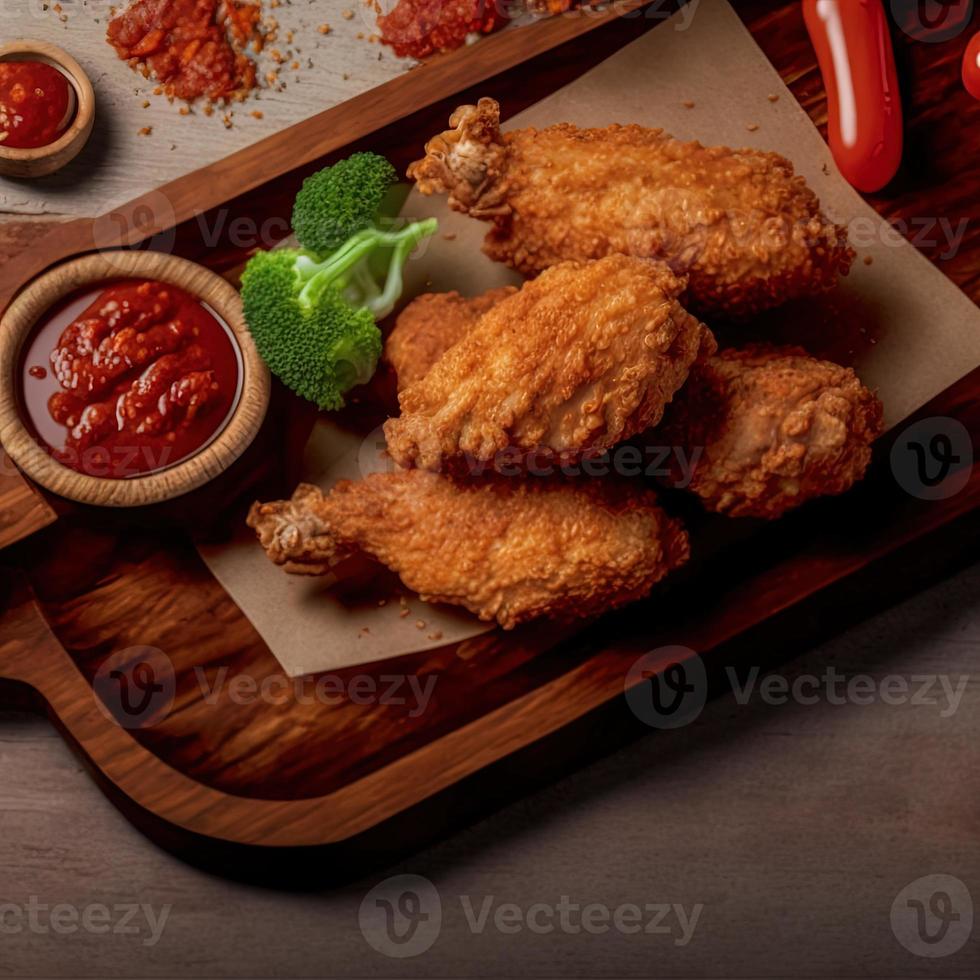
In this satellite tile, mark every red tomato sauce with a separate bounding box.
[107,0,259,103]
[20,280,242,479]
[0,60,74,149]
[378,0,509,59]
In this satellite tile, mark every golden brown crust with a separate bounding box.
[656,346,884,518]
[247,470,689,629]
[385,287,518,391]
[383,255,715,473]
[409,98,854,319]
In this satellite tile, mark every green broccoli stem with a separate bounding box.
[295,218,438,318]
[371,218,439,319]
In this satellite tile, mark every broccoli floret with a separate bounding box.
[241,249,382,412]
[292,151,399,255]
[242,152,438,411]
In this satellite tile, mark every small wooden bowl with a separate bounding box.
[0,251,271,508]
[0,39,95,178]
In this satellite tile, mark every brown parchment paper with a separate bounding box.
[200,0,980,678]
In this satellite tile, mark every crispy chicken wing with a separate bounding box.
[385,286,517,390]
[409,98,854,319]
[384,254,715,473]
[247,470,689,629]
[656,346,883,518]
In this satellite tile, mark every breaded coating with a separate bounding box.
[656,346,884,518]
[386,287,517,390]
[384,255,715,473]
[247,470,690,629]
[409,98,854,319]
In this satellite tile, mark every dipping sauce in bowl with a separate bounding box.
[0,60,75,149]
[19,279,242,479]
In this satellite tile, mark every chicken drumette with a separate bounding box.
[409,98,853,319]
[247,469,690,629]
[385,286,517,390]
[656,346,883,518]
[384,254,715,473]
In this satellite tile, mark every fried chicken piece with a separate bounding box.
[656,346,883,518]
[408,98,854,319]
[247,470,689,629]
[385,286,517,390]
[384,254,715,473]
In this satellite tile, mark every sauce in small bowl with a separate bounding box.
[0,252,270,508]
[19,279,243,480]
[0,40,94,178]
[0,59,76,149]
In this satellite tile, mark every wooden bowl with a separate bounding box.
[0,251,271,508]
[0,39,95,178]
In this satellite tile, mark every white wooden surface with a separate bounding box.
[0,0,414,217]
[1,560,978,977]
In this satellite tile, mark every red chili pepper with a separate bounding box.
[803,0,903,193]
[963,31,980,100]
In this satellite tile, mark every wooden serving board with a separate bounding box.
[1,2,979,881]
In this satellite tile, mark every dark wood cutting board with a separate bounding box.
[0,0,978,881]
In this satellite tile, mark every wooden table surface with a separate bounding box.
[2,558,977,978]
[1,1,978,976]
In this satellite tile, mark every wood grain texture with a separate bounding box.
[0,0,653,315]
[0,0,977,870]
[0,467,56,548]
[0,0,414,216]
[1,562,977,975]
[0,362,976,870]
[0,0,656,540]
[0,251,271,506]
